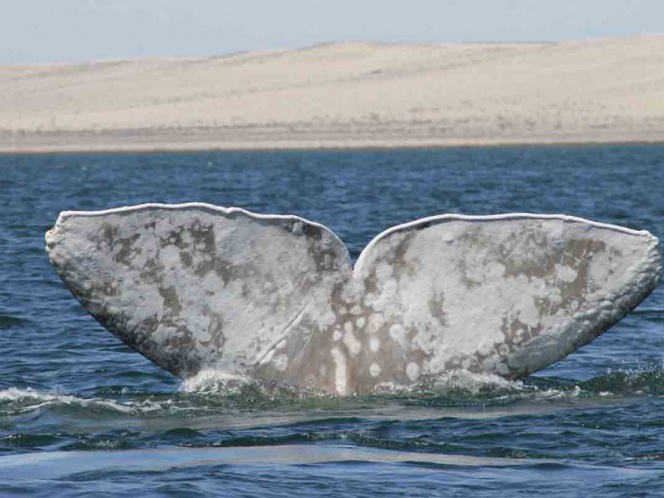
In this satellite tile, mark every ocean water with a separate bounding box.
[0,145,662,497]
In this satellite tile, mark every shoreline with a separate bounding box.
[1,136,663,155]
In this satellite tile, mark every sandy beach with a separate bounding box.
[1,35,663,152]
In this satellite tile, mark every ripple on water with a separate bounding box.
[1,147,663,496]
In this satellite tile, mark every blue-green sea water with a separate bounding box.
[0,146,663,497]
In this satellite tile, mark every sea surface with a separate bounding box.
[0,145,662,497]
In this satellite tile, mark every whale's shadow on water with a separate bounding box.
[44,203,662,396]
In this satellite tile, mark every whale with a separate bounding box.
[45,204,661,395]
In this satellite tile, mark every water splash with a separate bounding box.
[2,367,662,420]
[0,387,164,416]
[577,366,664,396]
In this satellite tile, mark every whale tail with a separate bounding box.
[46,204,661,395]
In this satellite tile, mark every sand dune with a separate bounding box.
[1,35,663,152]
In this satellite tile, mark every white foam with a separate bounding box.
[0,387,163,415]
[180,369,251,394]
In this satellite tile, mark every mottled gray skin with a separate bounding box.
[45,204,661,395]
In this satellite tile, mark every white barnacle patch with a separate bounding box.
[486,261,506,279]
[464,256,505,284]
[389,324,409,350]
[555,264,578,283]
[406,362,420,382]
[374,260,394,281]
[319,310,337,328]
[367,313,385,334]
[369,337,380,353]
[369,363,381,377]
[330,347,348,395]
[540,286,563,306]
[356,316,366,328]
[152,325,177,345]
[159,245,181,269]
[333,329,343,342]
[273,354,289,372]
[379,280,398,302]
[587,250,617,289]
[320,233,333,247]
[343,327,362,357]
[482,356,497,371]
[511,292,542,328]
[194,327,212,343]
[478,340,494,357]
[180,230,192,247]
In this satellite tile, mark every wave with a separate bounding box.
[0,314,29,329]
[577,367,664,396]
[2,366,662,419]
[178,368,533,398]
[181,366,664,404]
[0,387,165,416]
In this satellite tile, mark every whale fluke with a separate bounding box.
[45,204,661,395]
